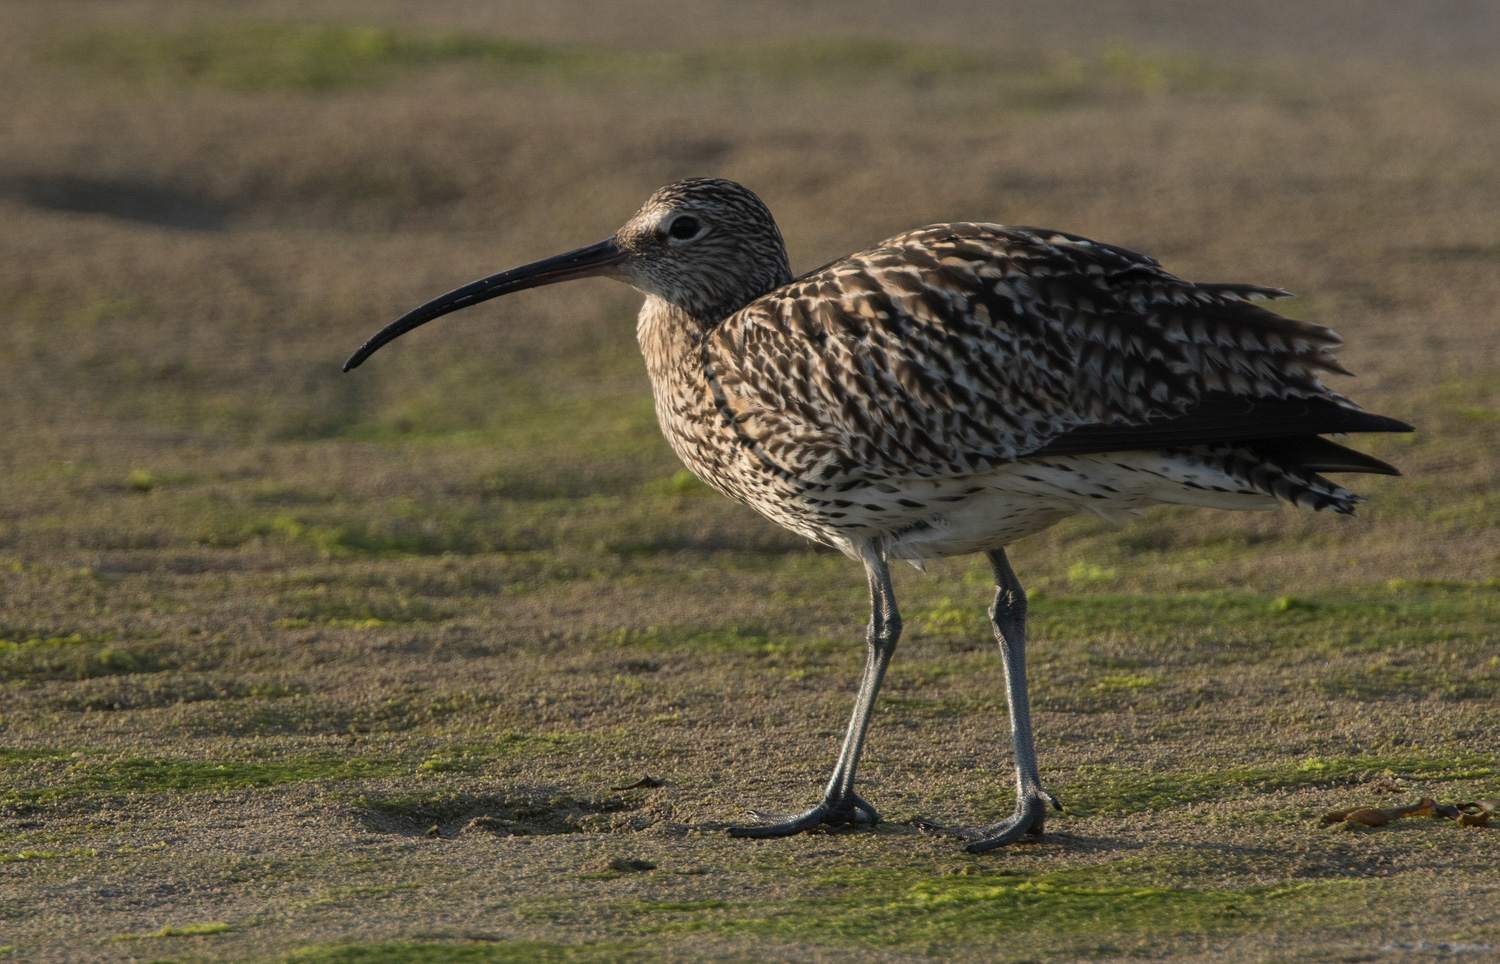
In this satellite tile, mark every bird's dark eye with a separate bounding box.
[668,215,702,241]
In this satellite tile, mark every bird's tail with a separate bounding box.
[1199,436,1401,515]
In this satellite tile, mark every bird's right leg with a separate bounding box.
[728,547,899,838]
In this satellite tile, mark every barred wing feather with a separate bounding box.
[705,223,1392,485]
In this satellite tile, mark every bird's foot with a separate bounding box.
[916,788,1060,854]
[727,792,881,839]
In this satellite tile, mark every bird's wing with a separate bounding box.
[703,222,1383,484]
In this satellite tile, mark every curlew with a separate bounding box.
[344,178,1410,852]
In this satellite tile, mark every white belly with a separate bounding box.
[806,451,1279,561]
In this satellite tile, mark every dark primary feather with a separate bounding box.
[706,222,1405,486]
[1031,395,1411,463]
[1247,435,1402,476]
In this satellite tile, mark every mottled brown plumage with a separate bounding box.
[345,177,1410,852]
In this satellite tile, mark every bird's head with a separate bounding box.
[613,178,792,325]
[343,177,791,372]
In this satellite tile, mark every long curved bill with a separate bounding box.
[343,237,626,372]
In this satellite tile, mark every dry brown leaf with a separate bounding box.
[1389,798,1438,819]
[1322,796,1494,830]
[1344,807,1392,827]
[1454,801,1495,827]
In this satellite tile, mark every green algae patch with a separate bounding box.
[603,622,842,660]
[82,756,399,794]
[0,748,73,767]
[38,27,988,94]
[302,883,426,909]
[490,731,598,756]
[1092,673,1160,694]
[8,755,402,806]
[1061,764,1313,815]
[1062,753,1500,815]
[0,848,95,863]
[633,899,732,913]
[43,24,591,91]
[1029,586,1500,657]
[277,581,452,623]
[286,942,638,963]
[113,921,232,941]
[624,868,1376,956]
[42,24,1258,109]
[0,633,168,681]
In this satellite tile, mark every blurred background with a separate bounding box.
[3,3,1499,959]
[3,1,1497,580]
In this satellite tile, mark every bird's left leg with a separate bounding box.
[729,547,899,838]
[921,547,1059,853]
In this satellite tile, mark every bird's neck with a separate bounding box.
[636,295,709,386]
[635,294,741,497]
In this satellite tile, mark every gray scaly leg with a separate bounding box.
[729,546,899,837]
[921,548,1059,852]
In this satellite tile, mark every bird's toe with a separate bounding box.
[964,790,1051,854]
[727,794,881,839]
[914,788,1053,854]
